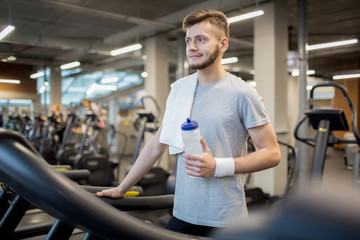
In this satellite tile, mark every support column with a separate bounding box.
[144,35,170,170]
[296,0,312,190]
[253,0,288,195]
[50,66,62,114]
[108,98,118,125]
[144,35,170,118]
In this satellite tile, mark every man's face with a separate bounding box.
[185,21,223,70]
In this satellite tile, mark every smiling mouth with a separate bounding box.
[189,54,202,59]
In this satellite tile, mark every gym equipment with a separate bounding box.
[0,151,90,239]
[132,95,161,162]
[1,168,89,239]
[72,113,128,186]
[130,96,170,196]
[56,111,80,165]
[28,114,47,148]
[38,113,65,164]
[73,113,115,186]
[4,113,32,138]
[1,124,359,240]
[294,82,360,185]
[4,114,23,131]
[0,129,184,240]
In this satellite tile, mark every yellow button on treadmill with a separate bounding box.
[124,191,140,197]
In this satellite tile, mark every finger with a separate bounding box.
[96,190,110,197]
[96,189,121,198]
[200,137,209,152]
[184,162,200,172]
[185,168,200,177]
[183,158,199,167]
[183,153,201,161]
[183,158,199,170]
[96,189,110,197]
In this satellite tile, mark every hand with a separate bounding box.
[183,137,216,177]
[96,187,124,198]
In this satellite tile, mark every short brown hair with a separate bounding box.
[182,9,229,39]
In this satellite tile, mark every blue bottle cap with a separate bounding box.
[181,118,199,131]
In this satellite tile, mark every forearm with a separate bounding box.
[234,146,281,174]
[117,129,167,195]
[232,123,281,174]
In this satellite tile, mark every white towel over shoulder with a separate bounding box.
[159,73,198,155]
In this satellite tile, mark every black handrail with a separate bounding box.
[309,82,360,144]
[0,129,199,240]
[294,82,360,146]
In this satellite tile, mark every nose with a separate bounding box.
[187,41,197,52]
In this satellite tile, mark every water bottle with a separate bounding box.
[181,118,203,154]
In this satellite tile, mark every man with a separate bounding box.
[97,9,281,237]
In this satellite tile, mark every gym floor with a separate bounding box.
[322,147,357,193]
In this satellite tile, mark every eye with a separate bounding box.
[198,37,205,42]
[185,39,191,45]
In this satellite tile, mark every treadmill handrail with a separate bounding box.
[309,82,360,144]
[294,115,316,147]
[0,129,197,240]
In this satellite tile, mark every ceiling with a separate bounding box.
[0,0,359,86]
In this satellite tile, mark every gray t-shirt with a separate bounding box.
[173,73,270,227]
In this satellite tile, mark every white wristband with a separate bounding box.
[214,157,235,177]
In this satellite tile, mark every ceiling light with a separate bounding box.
[96,85,117,91]
[86,83,97,96]
[101,77,118,83]
[291,69,315,76]
[39,84,46,93]
[0,79,20,84]
[38,81,49,94]
[7,56,16,61]
[221,57,238,65]
[86,83,117,96]
[30,72,44,79]
[306,39,358,51]
[141,72,148,78]
[110,43,142,56]
[332,73,360,80]
[0,25,15,40]
[227,10,264,24]
[60,61,81,70]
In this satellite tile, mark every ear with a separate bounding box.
[219,37,229,52]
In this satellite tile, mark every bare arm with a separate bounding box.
[97,126,167,197]
[234,123,281,174]
[183,123,281,177]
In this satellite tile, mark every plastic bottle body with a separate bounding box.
[181,119,203,154]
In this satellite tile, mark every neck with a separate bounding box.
[197,63,227,86]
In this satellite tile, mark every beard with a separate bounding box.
[189,46,220,70]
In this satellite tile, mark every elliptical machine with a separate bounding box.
[56,111,80,165]
[130,96,170,196]
[294,82,360,185]
[38,113,65,164]
[73,113,127,186]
